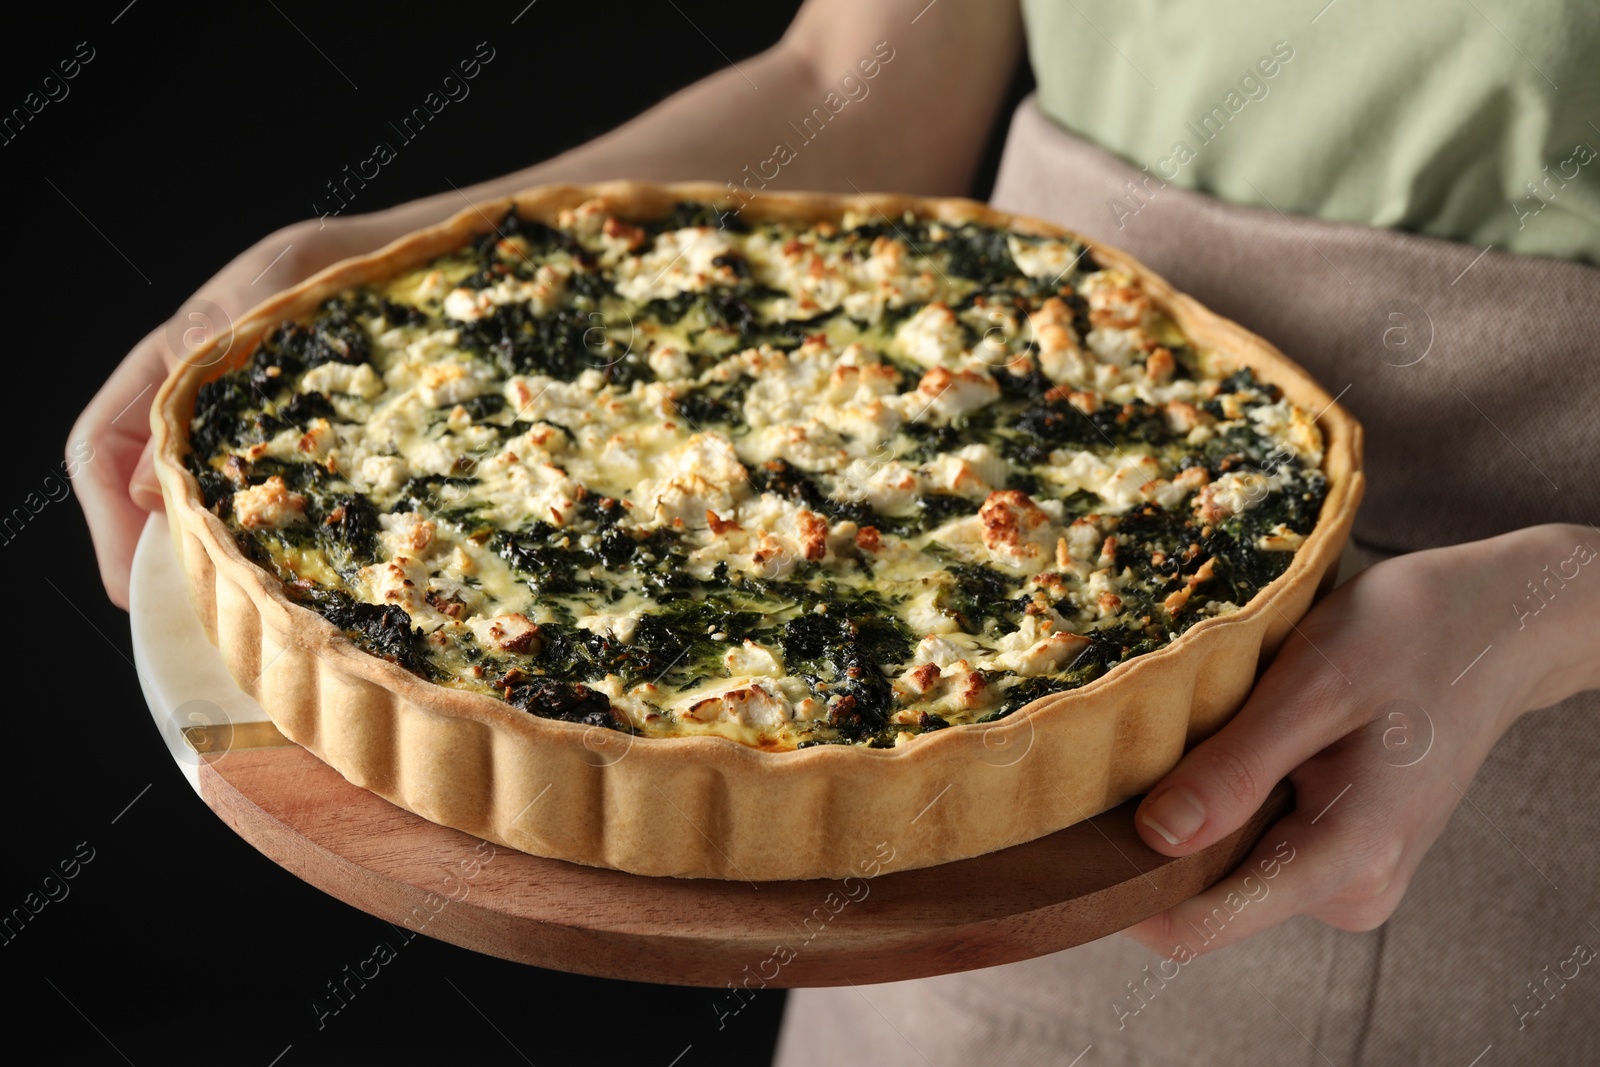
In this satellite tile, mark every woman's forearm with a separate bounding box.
[344,0,1024,243]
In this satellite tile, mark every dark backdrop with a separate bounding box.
[2,3,1030,1065]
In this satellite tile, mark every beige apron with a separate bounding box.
[774,97,1600,1066]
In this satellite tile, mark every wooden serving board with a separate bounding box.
[195,727,1291,988]
[135,513,1297,987]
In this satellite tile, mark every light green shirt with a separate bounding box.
[1021,0,1600,263]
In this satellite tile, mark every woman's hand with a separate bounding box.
[1124,523,1600,957]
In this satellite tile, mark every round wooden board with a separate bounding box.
[135,510,1297,988]
[196,732,1291,988]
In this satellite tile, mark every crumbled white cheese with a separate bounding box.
[301,362,385,399]
[676,678,794,727]
[633,432,750,527]
[900,365,1001,423]
[232,477,305,529]
[615,227,737,302]
[723,639,784,678]
[443,264,568,322]
[577,608,644,645]
[1006,235,1086,281]
[896,302,967,368]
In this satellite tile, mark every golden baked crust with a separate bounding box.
[153,181,1363,879]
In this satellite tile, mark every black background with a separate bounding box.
[2,3,1030,1064]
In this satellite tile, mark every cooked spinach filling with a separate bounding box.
[187,200,1328,749]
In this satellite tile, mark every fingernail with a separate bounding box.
[1141,787,1206,846]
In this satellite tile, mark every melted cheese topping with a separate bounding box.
[189,200,1329,750]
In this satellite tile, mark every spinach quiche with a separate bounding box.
[154,182,1362,880]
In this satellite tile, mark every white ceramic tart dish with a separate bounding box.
[152,181,1363,880]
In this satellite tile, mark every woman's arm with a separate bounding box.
[70,0,1025,607]
[332,0,1025,242]
[499,0,1025,198]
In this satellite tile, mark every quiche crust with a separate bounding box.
[153,182,1362,879]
